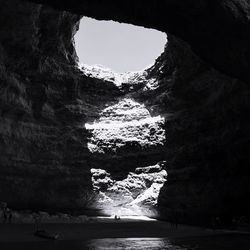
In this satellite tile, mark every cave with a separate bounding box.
[1,0,250,244]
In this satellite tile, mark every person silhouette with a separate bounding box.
[0,202,7,223]
[3,208,7,224]
[8,209,12,224]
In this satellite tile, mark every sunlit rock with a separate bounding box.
[85,98,165,154]
[79,64,150,89]
[91,168,114,191]
[91,162,167,216]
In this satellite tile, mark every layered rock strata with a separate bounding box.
[0,0,249,226]
[90,162,167,217]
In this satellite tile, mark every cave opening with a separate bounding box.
[73,17,168,218]
[81,65,167,218]
[74,17,167,73]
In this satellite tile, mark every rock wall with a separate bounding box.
[0,0,168,212]
[0,0,87,211]
[90,162,167,217]
[153,36,250,225]
[0,0,250,225]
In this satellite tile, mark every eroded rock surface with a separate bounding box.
[91,161,167,217]
[85,97,165,154]
[0,0,250,226]
[0,0,167,212]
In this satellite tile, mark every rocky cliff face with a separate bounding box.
[0,0,250,225]
[0,0,86,210]
[0,0,168,212]
[90,162,167,217]
[154,36,250,225]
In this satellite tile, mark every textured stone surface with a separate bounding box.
[85,97,165,154]
[0,0,167,212]
[0,0,250,226]
[90,161,167,217]
[153,36,250,225]
[0,0,87,211]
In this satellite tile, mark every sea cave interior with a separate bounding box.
[0,0,250,249]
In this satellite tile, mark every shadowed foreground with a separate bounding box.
[0,218,250,249]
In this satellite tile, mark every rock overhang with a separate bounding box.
[25,0,250,82]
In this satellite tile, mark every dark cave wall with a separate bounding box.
[147,36,250,225]
[124,34,250,224]
[0,0,249,224]
[0,0,91,210]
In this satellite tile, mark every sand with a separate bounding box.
[0,216,245,243]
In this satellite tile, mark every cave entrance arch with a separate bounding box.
[74,18,168,217]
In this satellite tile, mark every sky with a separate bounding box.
[74,17,167,73]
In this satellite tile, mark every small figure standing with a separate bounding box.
[3,208,7,224]
[231,218,238,230]
[175,217,179,229]
[33,213,42,231]
[174,213,179,229]
[6,208,12,224]
[8,210,12,224]
[0,202,8,223]
[215,217,221,229]
[114,215,121,221]
[211,217,216,230]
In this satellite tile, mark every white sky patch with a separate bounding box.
[75,17,167,73]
